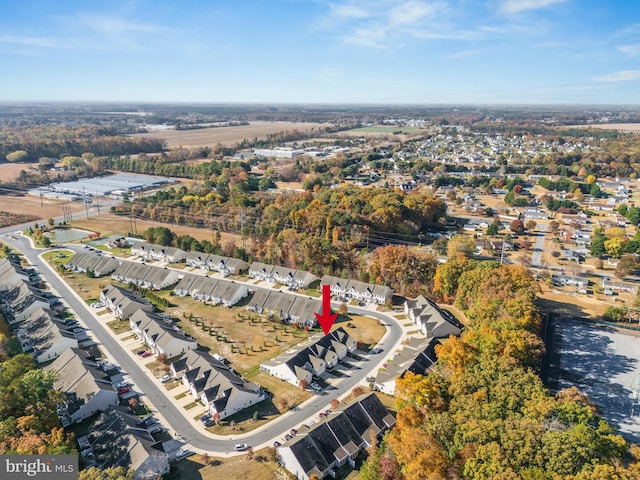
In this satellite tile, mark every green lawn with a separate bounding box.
[107,319,132,334]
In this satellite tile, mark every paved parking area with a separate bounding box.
[553,318,640,443]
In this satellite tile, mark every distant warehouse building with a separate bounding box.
[254,147,304,159]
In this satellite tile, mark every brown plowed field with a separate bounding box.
[131,121,332,148]
[566,123,640,133]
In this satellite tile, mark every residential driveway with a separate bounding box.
[1,232,406,455]
[531,222,549,267]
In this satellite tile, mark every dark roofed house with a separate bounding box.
[78,406,170,480]
[374,337,440,395]
[16,307,78,363]
[260,327,355,387]
[100,284,154,320]
[46,348,118,426]
[129,309,197,359]
[278,393,395,480]
[170,349,265,420]
[65,251,120,277]
[404,295,462,339]
[111,260,180,290]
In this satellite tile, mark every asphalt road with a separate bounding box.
[1,231,403,454]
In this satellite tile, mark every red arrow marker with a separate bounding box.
[315,284,338,335]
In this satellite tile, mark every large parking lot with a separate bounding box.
[551,318,640,443]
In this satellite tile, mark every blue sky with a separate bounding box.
[1,0,639,104]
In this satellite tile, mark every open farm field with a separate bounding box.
[343,126,425,135]
[565,123,640,133]
[0,189,88,224]
[0,162,34,183]
[131,121,332,148]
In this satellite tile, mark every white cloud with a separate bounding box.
[499,0,566,14]
[331,3,371,19]
[323,0,471,48]
[0,34,59,48]
[389,0,443,26]
[72,13,167,35]
[618,43,640,57]
[593,70,640,83]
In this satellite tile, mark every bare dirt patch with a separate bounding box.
[131,121,332,148]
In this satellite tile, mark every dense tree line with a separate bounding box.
[363,258,639,479]
[105,155,253,180]
[538,177,603,198]
[116,182,447,293]
[0,125,166,162]
[140,224,439,297]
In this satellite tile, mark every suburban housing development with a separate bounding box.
[2,99,640,480]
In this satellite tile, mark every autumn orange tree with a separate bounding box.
[0,354,76,454]
[362,260,637,480]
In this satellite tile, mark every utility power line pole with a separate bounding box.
[82,186,89,220]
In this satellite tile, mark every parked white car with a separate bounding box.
[175,448,194,460]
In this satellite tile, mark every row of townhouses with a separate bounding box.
[370,296,462,397]
[129,310,198,359]
[46,348,119,426]
[169,349,266,420]
[173,273,249,306]
[321,275,393,305]
[247,287,320,327]
[260,327,357,387]
[64,251,120,276]
[278,393,396,480]
[101,284,154,319]
[0,258,82,363]
[249,262,318,289]
[66,251,181,290]
[112,260,181,290]
[185,252,249,276]
[131,242,187,263]
[374,337,440,395]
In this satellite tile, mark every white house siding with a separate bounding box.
[277,449,310,480]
